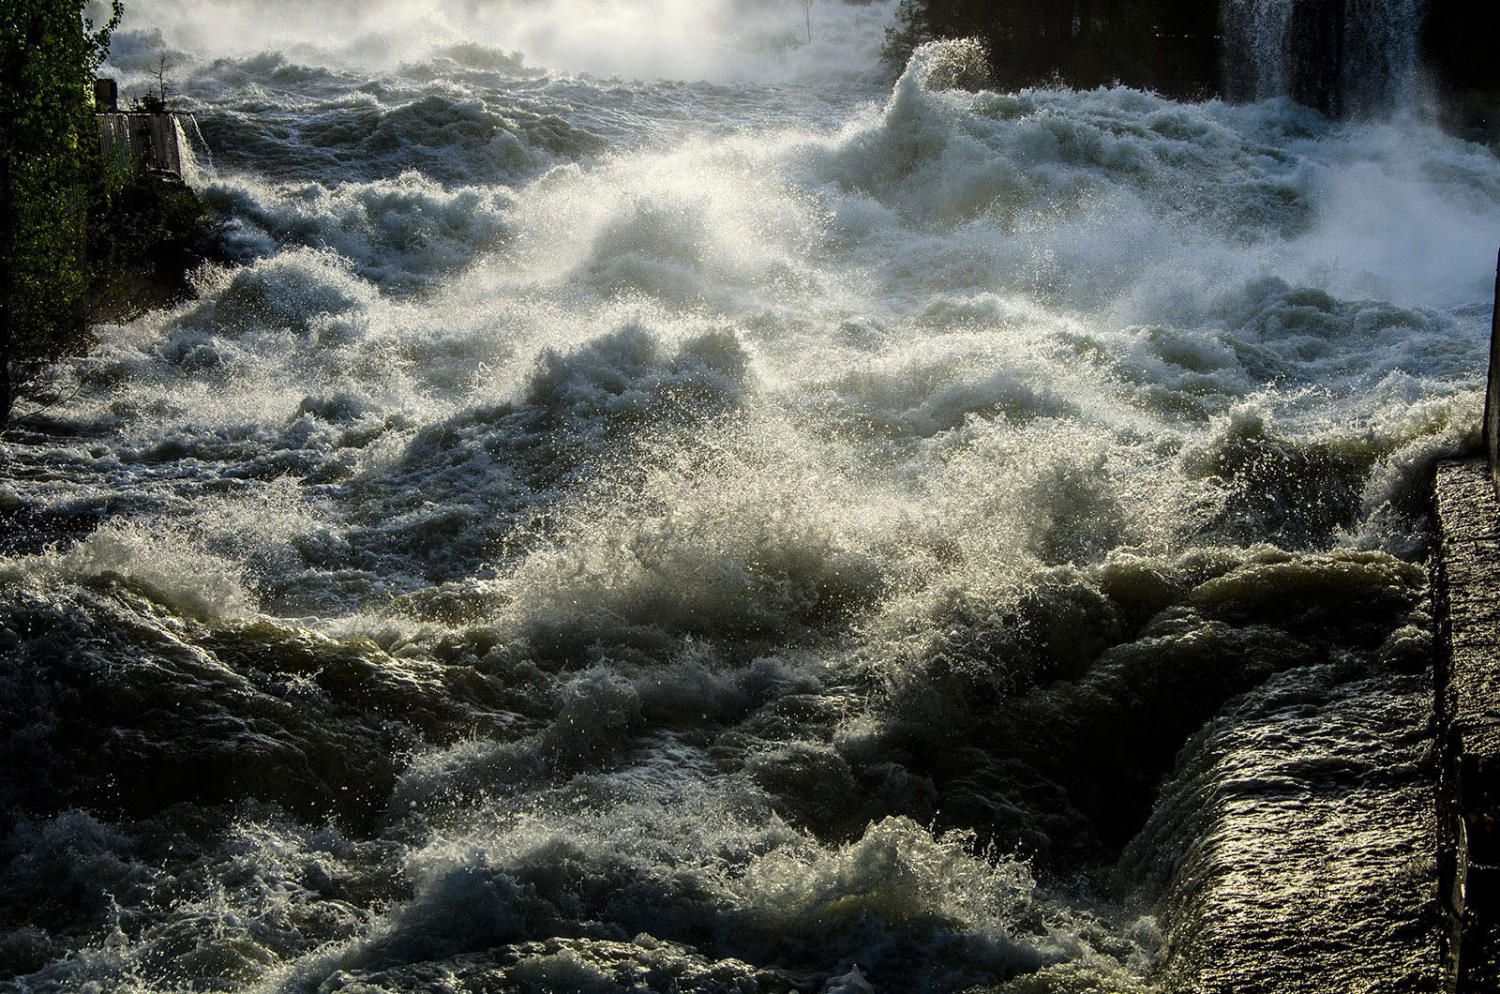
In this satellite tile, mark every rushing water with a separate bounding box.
[1,2,1496,991]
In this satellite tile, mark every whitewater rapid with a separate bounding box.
[1,2,1495,991]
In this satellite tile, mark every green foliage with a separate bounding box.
[0,0,122,425]
[85,174,213,325]
[881,0,934,76]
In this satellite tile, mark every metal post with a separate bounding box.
[1484,248,1500,500]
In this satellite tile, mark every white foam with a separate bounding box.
[1,520,255,622]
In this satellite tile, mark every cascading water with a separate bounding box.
[0,1,1494,991]
[1221,0,1298,102]
[1223,0,1426,115]
[1343,0,1425,113]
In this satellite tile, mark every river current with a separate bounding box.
[1,1,1496,991]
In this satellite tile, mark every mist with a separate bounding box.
[105,0,899,83]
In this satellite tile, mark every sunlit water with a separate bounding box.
[1,2,1493,991]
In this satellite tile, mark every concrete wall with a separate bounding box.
[1433,458,1500,991]
[1433,253,1500,991]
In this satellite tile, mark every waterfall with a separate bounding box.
[1222,0,1297,103]
[1222,0,1425,116]
[1341,0,1423,115]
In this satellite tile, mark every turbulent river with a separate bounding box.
[3,1,1498,991]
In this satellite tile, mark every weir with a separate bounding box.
[1433,252,1500,991]
[93,78,183,178]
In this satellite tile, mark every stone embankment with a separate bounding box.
[1433,251,1500,991]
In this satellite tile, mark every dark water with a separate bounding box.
[0,2,1492,990]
